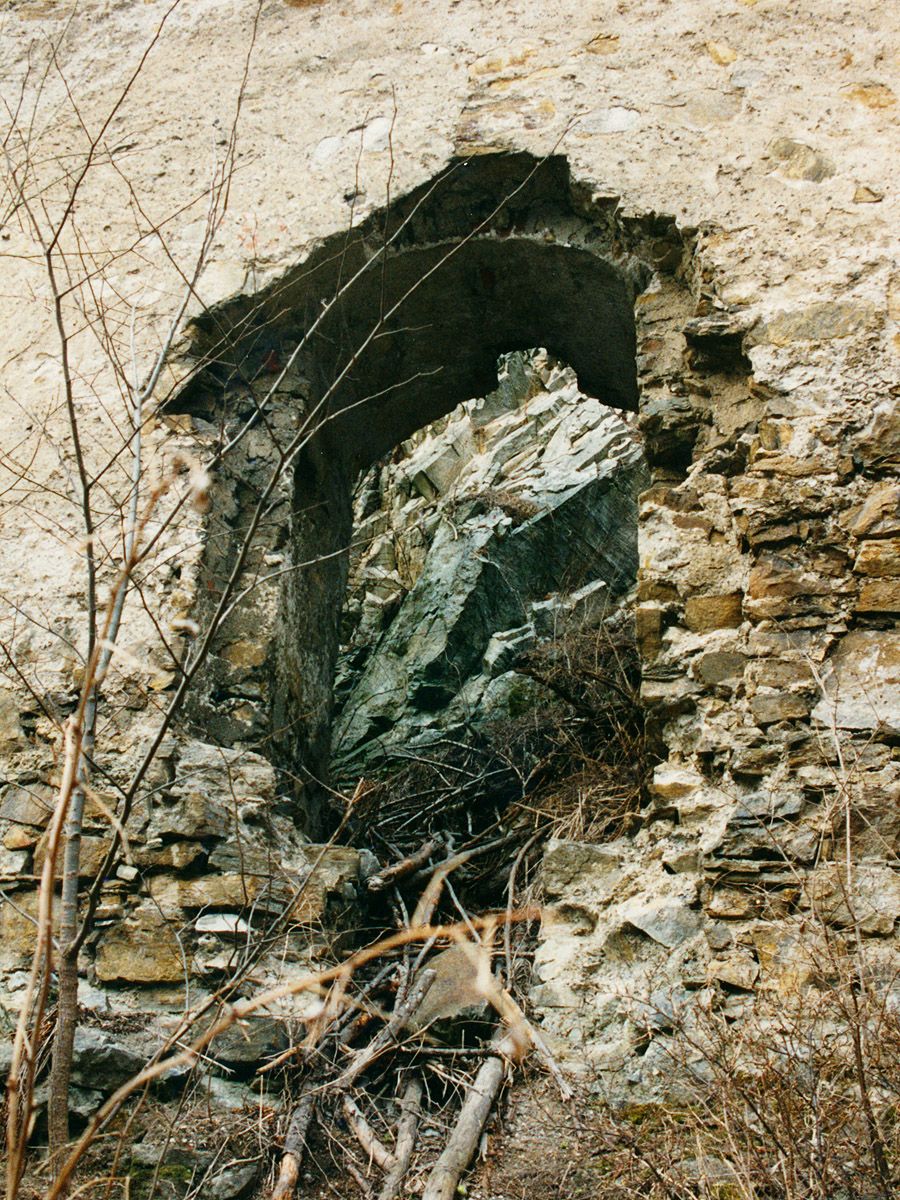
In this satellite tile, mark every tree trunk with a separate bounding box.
[47,782,85,1174]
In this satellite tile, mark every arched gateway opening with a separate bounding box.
[173,153,694,821]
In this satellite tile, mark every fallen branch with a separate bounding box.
[377,1077,422,1200]
[367,838,442,892]
[272,1084,316,1200]
[332,968,436,1091]
[411,837,507,927]
[342,1094,396,1171]
[346,1160,375,1197]
[451,935,574,1102]
[485,973,573,1102]
[421,1033,514,1200]
[336,961,399,1047]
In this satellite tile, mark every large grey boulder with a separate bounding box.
[69,1027,146,1092]
[333,351,647,766]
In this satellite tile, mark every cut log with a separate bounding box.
[272,1085,315,1200]
[420,1036,512,1200]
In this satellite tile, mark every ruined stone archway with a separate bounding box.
[173,153,702,816]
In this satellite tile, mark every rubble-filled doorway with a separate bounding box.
[177,152,692,819]
[333,348,648,784]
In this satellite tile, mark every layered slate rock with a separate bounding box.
[333,351,647,766]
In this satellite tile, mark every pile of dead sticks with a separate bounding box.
[269,834,571,1200]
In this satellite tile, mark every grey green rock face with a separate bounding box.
[333,353,647,765]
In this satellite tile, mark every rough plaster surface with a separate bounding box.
[2,0,900,1094]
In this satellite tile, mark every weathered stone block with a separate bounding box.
[751,922,817,995]
[634,604,663,658]
[745,555,848,620]
[618,898,703,948]
[707,888,752,919]
[148,793,230,842]
[854,402,900,471]
[406,944,493,1033]
[641,674,699,708]
[149,873,262,915]
[650,765,704,801]
[855,537,900,576]
[69,1027,145,1092]
[708,950,759,991]
[662,847,700,874]
[683,592,743,631]
[0,889,56,969]
[133,840,205,871]
[811,631,900,729]
[169,742,277,805]
[34,834,112,879]
[0,691,24,750]
[209,1164,259,1200]
[755,660,814,689]
[207,1016,289,1068]
[750,692,812,724]
[3,824,36,850]
[764,299,875,343]
[856,579,900,613]
[637,578,680,603]
[639,391,707,471]
[803,864,900,935]
[221,639,268,668]
[731,742,781,777]
[848,484,900,538]
[696,650,746,685]
[542,841,622,898]
[0,783,55,827]
[284,846,362,924]
[94,910,185,984]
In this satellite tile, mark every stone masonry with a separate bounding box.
[1,0,900,1097]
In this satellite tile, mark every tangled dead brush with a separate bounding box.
[470,924,900,1200]
[585,938,900,1200]
[341,601,649,857]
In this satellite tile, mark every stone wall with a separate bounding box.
[2,0,900,1097]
